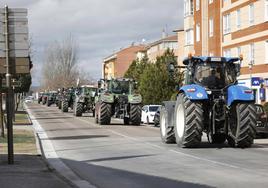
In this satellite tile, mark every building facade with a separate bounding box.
[183,0,268,104]
[102,45,145,79]
[147,35,178,63]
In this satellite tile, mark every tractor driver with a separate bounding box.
[203,67,224,89]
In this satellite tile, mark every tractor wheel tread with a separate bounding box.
[129,104,141,125]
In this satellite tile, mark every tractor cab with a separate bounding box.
[182,56,241,90]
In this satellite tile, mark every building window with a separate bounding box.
[185,29,194,45]
[196,0,200,11]
[249,4,254,25]
[209,18,214,37]
[223,14,231,34]
[249,43,255,64]
[236,9,241,29]
[223,49,231,57]
[237,47,241,57]
[196,24,200,42]
[209,0,213,4]
[184,0,194,17]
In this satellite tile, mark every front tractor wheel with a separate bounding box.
[160,106,175,144]
[129,104,141,125]
[174,93,203,148]
[62,101,69,112]
[98,102,111,125]
[228,103,257,148]
[74,102,83,117]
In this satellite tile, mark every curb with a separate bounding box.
[25,104,97,188]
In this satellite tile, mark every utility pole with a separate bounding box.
[4,5,14,164]
[0,90,4,138]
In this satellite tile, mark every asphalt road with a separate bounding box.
[28,103,268,188]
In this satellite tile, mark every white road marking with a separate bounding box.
[25,105,97,188]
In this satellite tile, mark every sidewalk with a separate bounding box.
[0,154,72,188]
[0,109,72,188]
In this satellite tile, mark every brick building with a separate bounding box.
[102,45,146,79]
[182,0,268,103]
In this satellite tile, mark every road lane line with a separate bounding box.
[25,104,97,188]
[39,105,268,177]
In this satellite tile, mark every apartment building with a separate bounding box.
[147,34,178,63]
[183,0,268,103]
[102,45,145,79]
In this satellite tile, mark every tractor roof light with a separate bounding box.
[188,53,193,60]
[239,54,244,61]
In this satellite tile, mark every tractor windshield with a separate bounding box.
[110,80,131,94]
[194,63,236,89]
[83,87,97,97]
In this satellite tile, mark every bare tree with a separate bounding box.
[42,35,79,90]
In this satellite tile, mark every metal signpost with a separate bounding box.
[0,5,29,164]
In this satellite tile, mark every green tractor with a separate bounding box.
[61,88,76,113]
[95,78,142,125]
[73,85,98,117]
[46,91,58,107]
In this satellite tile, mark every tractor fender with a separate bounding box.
[100,93,114,103]
[162,101,176,128]
[128,94,142,104]
[179,84,208,100]
[227,85,255,106]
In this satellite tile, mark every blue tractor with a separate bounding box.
[160,56,257,148]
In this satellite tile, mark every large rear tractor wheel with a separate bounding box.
[228,103,256,148]
[62,101,69,112]
[160,106,175,144]
[174,93,203,148]
[98,102,111,125]
[129,104,141,125]
[74,102,83,117]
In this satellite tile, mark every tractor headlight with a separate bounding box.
[206,90,212,95]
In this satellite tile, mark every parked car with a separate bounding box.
[24,97,33,103]
[141,105,161,124]
[153,106,161,127]
[255,104,268,137]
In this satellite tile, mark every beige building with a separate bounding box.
[103,45,145,79]
[182,0,268,104]
[147,35,178,63]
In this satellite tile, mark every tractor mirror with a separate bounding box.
[98,81,101,88]
[235,64,241,76]
[168,63,175,78]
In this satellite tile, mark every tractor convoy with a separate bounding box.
[37,55,258,148]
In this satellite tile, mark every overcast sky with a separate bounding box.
[1,0,183,86]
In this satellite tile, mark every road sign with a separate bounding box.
[0,7,30,74]
[2,78,21,88]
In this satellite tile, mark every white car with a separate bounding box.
[141,105,161,124]
[24,97,33,103]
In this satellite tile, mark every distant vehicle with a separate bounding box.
[38,92,44,104]
[141,105,161,124]
[153,106,161,127]
[255,104,268,137]
[24,97,33,103]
